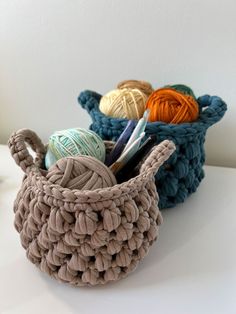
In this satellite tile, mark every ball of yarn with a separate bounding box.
[166,84,196,99]
[99,88,147,119]
[46,155,117,190]
[145,88,199,124]
[46,128,106,169]
[117,79,154,97]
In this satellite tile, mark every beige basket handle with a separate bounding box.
[8,128,46,173]
[140,140,176,176]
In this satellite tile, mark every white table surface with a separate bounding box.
[0,144,236,314]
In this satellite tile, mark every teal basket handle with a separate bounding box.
[78,90,101,113]
[197,95,227,128]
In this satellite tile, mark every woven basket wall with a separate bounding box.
[8,129,175,286]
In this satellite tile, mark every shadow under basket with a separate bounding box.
[8,129,175,286]
[78,90,227,209]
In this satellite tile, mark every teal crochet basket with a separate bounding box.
[78,90,227,209]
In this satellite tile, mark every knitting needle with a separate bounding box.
[123,109,150,153]
[115,134,157,183]
[110,132,145,174]
[105,120,136,166]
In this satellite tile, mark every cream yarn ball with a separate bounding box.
[99,88,147,119]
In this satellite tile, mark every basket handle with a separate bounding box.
[78,90,102,113]
[140,140,176,176]
[198,95,227,127]
[8,129,46,173]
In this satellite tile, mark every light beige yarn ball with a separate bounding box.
[99,88,147,119]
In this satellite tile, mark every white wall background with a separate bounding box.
[0,0,235,167]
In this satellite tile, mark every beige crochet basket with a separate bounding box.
[8,129,175,286]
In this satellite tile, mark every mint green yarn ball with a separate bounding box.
[45,146,57,170]
[45,128,106,169]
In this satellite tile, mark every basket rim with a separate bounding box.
[22,168,155,206]
[78,90,227,135]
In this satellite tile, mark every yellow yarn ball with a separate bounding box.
[99,88,147,119]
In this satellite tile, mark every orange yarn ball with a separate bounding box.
[145,88,199,124]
